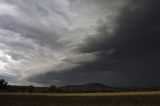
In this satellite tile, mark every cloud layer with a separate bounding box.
[0,0,160,87]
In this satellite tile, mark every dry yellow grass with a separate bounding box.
[1,91,160,96]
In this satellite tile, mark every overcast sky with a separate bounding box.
[0,0,160,87]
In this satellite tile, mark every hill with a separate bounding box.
[59,83,113,92]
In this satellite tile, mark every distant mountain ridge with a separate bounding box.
[59,83,113,91]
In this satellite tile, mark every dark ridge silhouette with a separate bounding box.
[1,80,160,93]
[59,83,113,92]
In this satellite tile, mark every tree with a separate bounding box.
[48,85,56,92]
[27,85,34,95]
[0,79,8,91]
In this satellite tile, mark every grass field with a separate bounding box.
[0,91,160,106]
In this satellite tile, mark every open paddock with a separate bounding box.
[0,91,160,106]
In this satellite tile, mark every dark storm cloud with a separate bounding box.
[28,66,114,86]
[79,0,160,57]
[31,0,160,87]
[78,0,160,69]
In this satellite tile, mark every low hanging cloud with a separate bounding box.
[0,0,123,86]
[0,0,160,87]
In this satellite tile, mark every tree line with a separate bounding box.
[0,79,35,94]
[0,79,62,93]
[1,79,160,93]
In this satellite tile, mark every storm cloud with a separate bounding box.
[0,0,160,87]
